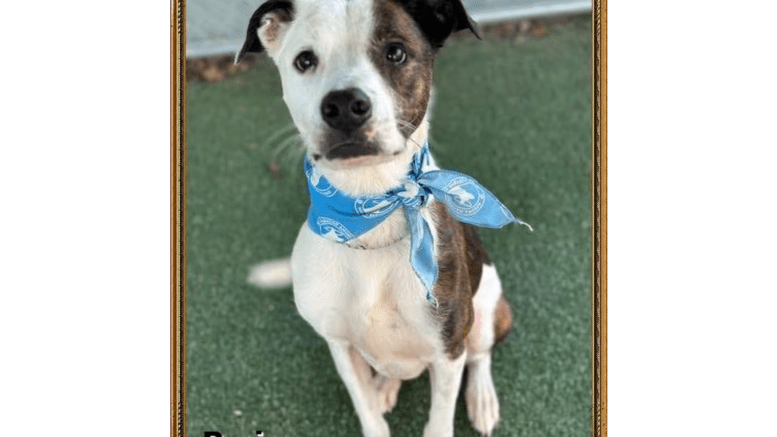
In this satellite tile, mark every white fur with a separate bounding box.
[424,351,468,437]
[292,211,440,381]
[251,1,507,435]
[327,340,391,437]
[247,258,292,288]
[467,265,503,357]
[292,219,435,437]
[465,264,504,435]
[466,354,500,436]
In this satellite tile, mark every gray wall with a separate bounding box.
[186,0,590,58]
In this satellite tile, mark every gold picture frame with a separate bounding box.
[171,0,607,434]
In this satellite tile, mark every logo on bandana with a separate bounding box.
[316,217,355,242]
[443,177,485,216]
[306,166,338,197]
[354,195,395,219]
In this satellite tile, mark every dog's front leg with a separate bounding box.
[327,340,390,437]
[423,352,468,437]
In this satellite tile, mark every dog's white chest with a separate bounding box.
[291,216,440,380]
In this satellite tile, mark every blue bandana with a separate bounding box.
[304,143,531,304]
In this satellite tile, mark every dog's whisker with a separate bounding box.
[280,137,307,168]
[397,120,423,150]
[270,132,303,161]
[264,133,305,178]
[262,123,299,150]
[397,119,418,132]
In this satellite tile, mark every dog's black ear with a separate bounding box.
[399,0,481,49]
[234,0,294,64]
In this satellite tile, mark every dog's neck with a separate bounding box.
[312,120,431,250]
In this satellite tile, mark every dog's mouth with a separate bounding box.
[313,128,404,166]
[324,141,381,160]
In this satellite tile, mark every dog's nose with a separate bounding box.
[320,88,372,133]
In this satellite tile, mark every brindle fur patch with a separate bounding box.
[370,0,435,138]
[261,8,293,49]
[429,202,493,358]
[493,294,513,345]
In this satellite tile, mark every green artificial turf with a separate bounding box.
[186,16,591,437]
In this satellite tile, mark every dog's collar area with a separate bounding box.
[304,142,531,304]
[343,232,409,250]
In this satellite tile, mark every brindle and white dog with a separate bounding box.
[236,1,515,436]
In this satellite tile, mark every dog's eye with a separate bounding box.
[385,43,407,65]
[294,50,318,73]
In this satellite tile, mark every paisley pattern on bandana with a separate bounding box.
[304,143,531,303]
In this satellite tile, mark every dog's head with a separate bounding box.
[236,0,479,186]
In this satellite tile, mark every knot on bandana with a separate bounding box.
[305,143,531,304]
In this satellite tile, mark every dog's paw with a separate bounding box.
[376,377,402,414]
[422,422,453,437]
[362,416,391,437]
[465,367,500,436]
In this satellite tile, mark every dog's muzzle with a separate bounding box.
[320,88,379,159]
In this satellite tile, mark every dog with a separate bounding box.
[236,1,529,435]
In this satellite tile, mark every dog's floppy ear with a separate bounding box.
[234,0,294,64]
[399,0,481,49]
